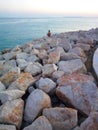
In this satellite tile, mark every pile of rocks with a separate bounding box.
[0,28,98,130]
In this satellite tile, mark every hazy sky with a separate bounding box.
[0,0,98,17]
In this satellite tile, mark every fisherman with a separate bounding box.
[47,30,51,37]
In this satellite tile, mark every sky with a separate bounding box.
[0,0,98,17]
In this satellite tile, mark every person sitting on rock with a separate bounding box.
[47,30,51,37]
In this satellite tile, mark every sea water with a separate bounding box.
[0,17,98,51]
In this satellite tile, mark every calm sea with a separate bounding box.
[0,17,98,51]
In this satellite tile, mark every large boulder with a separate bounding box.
[52,70,64,80]
[58,59,87,74]
[26,54,39,62]
[0,64,12,76]
[42,64,58,77]
[80,112,98,130]
[43,107,77,130]
[56,81,98,115]
[16,59,28,70]
[0,99,24,129]
[24,89,51,123]
[5,60,17,67]
[23,116,52,130]
[0,89,25,104]
[0,81,5,92]
[0,124,16,130]
[36,77,56,93]
[0,67,20,87]
[24,62,42,76]
[2,52,17,60]
[8,73,35,91]
[16,52,29,60]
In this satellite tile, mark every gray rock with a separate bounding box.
[23,116,52,130]
[93,48,98,78]
[2,52,17,60]
[80,112,98,130]
[27,86,35,93]
[38,49,48,59]
[0,99,24,129]
[5,60,17,67]
[16,59,28,70]
[58,59,87,74]
[26,54,39,62]
[36,77,56,93]
[0,89,25,103]
[24,62,42,76]
[0,81,5,92]
[73,43,90,51]
[72,126,80,130]
[24,89,51,123]
[0,124,16,130]
[52,70,64,80]
[42,64,58,77]
[30,48,39,55]
[23,43,33,53]
[16,52,29,60]
[0,64,12,76]
[43,107,77,130]
[56,81,98,115]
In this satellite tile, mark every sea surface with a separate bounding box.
[0,17,98,51]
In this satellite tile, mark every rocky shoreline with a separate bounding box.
[0,28,98,130]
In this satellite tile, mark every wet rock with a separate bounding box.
[8,73,35,91]
[57,73,94,86]
[16,59,28,70]
[0,81,5,92]
[43,107,77,130]
[42,64,58,77]
[0,124,16,130]
[23,116,52,130]
[0,67,20,87]
[58,59,87,74]
[24,89,51,123]
[24,62,42,76]
[93,48,98,78]
[56,81,98,115]
[80,112,98,130]
[52,70,64,80]
[0,99,24,129]
[36,77,56,93]
[0,89,25,103]
[48,50,60,64]
[16,52,29,60]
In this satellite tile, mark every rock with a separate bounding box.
[27,86,35,93]
[0,55,3,60]
[0,89,25,103]
[43,107,77,130]
[73,43,90,51]
[2,52,17,60]
[57,73,94,86]
[55,46,65,56]
[24,62,42,76]
[58,59,87,74]
[52,70,64,80]
[60,52,80,61]
[0,81,5,92]
[4,60,17,67]
[48,50,60,64]
[30,48,39,55]
[42,64,58,77]
[56,81,98,115]
[0,99,24,129]
[38,49,48,59]
[24,89,51,123]
[8,73,35,91]
[0,67,20,87]
[11,45,22,52]
[72,126,80,130]
[0,64,12,76]
[16,52,29,60]
[16,59,28,70]
[93,48,98,78]
[0,124,16,130]
[23,43,33,53]
[60,38,71,52]
[80,112,98,130]
[26,54,39,62]
[23,116,52,130]
[36,77,56,93]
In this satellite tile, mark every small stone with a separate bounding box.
[2,52,17,60]
[0,99,24,129]
[24,89,51,123]
[23,116,52,130]
[43,107,77,130]
[0,89,25,103]
[36,77,56,93]
[42,64,58,77]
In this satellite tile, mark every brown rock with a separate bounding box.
[0,99,24,129]
[43,107,77,130]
